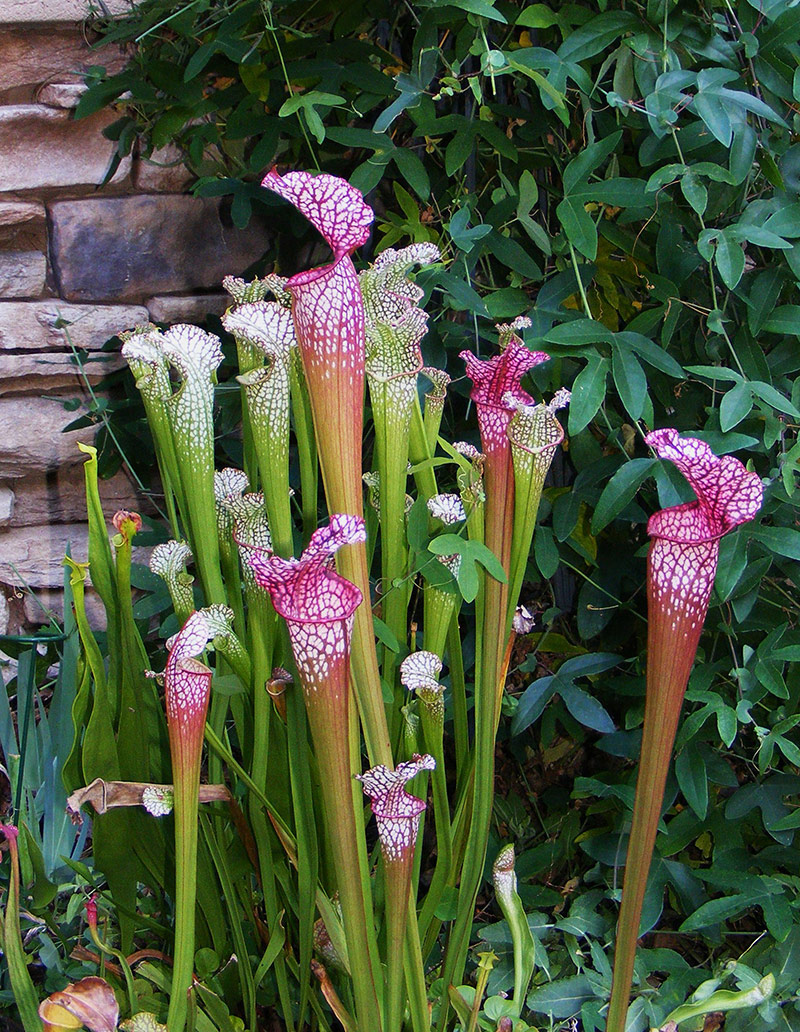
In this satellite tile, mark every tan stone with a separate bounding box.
[9,0,132,22]
[0,301,148,351]
[0,105,130,191]
[0,25,126,91]
[0,521,149,595]
[0,396,95,478]
[0,201,46,228]
[50,195,272,302]
[0,351,125,393]
[0,252,47,298]
[0,202,46,252]
[133,144,193,193]
[23,585,107,629]
[5,467,152,527]
[147,294,229,324]
[0,486,13,527]
[37,82,86,109]
[0,522,88,588]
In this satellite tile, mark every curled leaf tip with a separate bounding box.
[357,754,436,860]
[112,510,142,540]
[461,337,550,415]
[492,843,518,905]
[164,610,216,726]
[428,493,466,525]
[223,273,291,306]
[547,387,571,414]
[150,540,193,578]
[512,605,536,634]
[262,168,373,258]
[160,323,224,380]
[223,301,296,360]
[453,441,484,463]
[646,429,763,541]
[401,652,445,715]
[142,786,174,817]
[248,514,365,624]
[400,650,443,692]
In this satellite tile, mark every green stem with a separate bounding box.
[384,856,413,1032]
[439,440,512,1021]
[313,714,384,1031]
[246,604,296,1030]
[404,909,432,1032]
[0,828,41,1032]
[409,396,439,501]
[447,616,469,790]
[89,913,139,1016]
[417,707,453,950]
[165,748,202,1032]
[291,359,319,547]
[371,387,414,716]
[493,848,535,1016]
[423,586,457,662]
[236,337,263,489]
[568,242,594,320]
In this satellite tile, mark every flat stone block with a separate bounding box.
[0,105,130,191]
[0,396,95,478]
[0,25,126,91]
[38,82,86,109]
[9,0,132,22]
[22,585,107,629]
[0,487,13,527]
[4,467,150,527]
[50,195,272,302]
[0,200,46,228]
[0,301,148,351]
[0,522,88,588]
[0,251,47,298]
[147,293,229,324]
[133,144,193,193]
[0,351,124,394]
[0,523,149,591]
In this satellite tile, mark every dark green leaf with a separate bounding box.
[611,344,647,420]
[569,354,609,435]
[715,230,746,289]
[754,527,800,560]
[676,745,708,819]
[512,677,555,736]
[720,382,753,431]
[559,684,615,733]
[592,458,657,533]
[527,974,595,1018]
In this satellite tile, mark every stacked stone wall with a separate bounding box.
[0,0,271,635]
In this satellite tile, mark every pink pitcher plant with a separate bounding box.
[443,323,550,997]
[605,429,763,1032]
[263,168,391,767]
[160,609,216,1032]
[248,514,384,1032]
[362,242,440,696]
[357,753,435,1032]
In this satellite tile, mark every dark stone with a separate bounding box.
[49,195,273,302]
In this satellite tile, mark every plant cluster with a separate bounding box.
[2,0,800,1030]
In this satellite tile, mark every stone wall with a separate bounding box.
[0,1,272,635]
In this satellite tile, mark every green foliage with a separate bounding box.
[9,0,796,1028]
